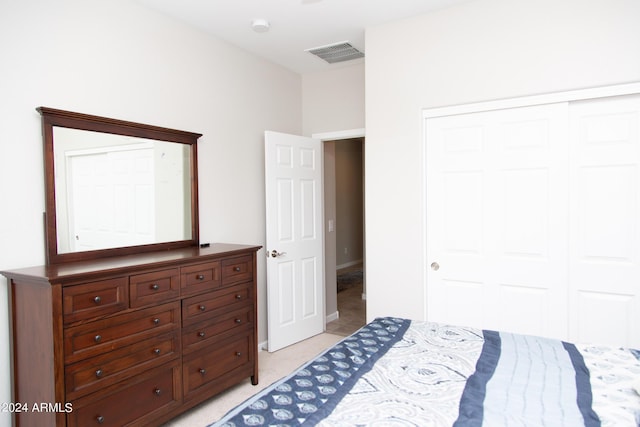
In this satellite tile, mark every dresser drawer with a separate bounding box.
[181,260,221,296]
[182,283,251,327]
[63,277,128,324]
[130,268,180,308]
[65,332,180,399]
[182,306,252,354]
[183,333,251,399]
[221,255,253,285]
[64,302,180,363]
[67,363,180,427]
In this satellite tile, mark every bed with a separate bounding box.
[211,317,640,426]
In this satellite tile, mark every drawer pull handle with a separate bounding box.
[153,318,160,325]
[198,331,206,338]
[153,348,161,355]
[151,284,159,290]
[197,274,205,280]
[235,351,242,357]
[97,415,105,424]
[235,318,242,324]
[235,294,242,300]
[199,368,206,375]
[199,305,206,312]
[233,266,241,272]
[94,335,102,343]
[95,369,103,378]
[93,296,101,304]
[154,388,162,396]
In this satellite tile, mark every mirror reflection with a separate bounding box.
[53,127,192,254]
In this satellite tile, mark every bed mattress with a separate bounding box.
[211,318,640,426]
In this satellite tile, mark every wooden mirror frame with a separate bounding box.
[39,107,201,264]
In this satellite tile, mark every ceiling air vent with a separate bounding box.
[305,41,364,64]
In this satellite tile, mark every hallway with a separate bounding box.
[326,264,365,336]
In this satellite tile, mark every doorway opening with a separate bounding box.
[323,137,366,336]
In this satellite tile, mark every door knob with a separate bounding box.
[270,250,286,258]
[430,262,440,271]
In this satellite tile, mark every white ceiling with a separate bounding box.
[135,0,473,74]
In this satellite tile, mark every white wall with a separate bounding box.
[302,62,365,323]
[365,0,640,321]
[0,0,301,420]
[302,62,365,136]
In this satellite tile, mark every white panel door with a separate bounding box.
[426,103,569,339]
[569,95,640,347]
[265,131,324,352]
[68,147,155,251]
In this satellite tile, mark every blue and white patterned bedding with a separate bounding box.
[211,318,640,427]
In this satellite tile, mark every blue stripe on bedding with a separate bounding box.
[453,330,501,427]
[563,342,601,427]
[454,331,601,427]
[210,317,411,427]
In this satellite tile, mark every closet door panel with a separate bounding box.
[569,95,640,347]
[426,103,569,338]
[427,91,640,347]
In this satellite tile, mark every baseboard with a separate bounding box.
[326,311,339,323]
[258,340,268,352]
[336,259,363,271]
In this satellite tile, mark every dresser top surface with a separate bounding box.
[1,243,262,284]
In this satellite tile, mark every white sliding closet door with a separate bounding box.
[426,93,640,348]
[426,103,570,340]
[569,95,640,347]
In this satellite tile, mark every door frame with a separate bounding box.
[422,81,640,321]
[312,128,365,325]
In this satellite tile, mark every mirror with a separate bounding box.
[39,107,201,264]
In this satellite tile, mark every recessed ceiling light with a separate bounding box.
[251,19,270,33]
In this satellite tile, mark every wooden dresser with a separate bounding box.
[1,243,261,427]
